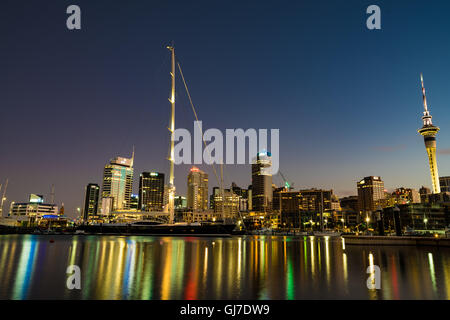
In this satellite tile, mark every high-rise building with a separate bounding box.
[357,176,385,213]
[418,74,440,194]
[212,188,240,217]
[138,172,165,211]
[439,177,450,193]
[175,196,187,209]
[187,166,208,211]
[101,153,134,211]
[130,194,139,210]
[251,151,273,212]
[83,183,100,220]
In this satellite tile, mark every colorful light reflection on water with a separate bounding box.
[0,235,449,300]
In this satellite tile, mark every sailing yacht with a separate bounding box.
[79,46,236,236]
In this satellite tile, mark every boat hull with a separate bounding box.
[78,223,236,236]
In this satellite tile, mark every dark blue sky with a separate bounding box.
[2,0,450,217]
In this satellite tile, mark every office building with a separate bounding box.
[83,183,100,220]
[101,153,134,211]
[10,194,58,223]
[439,176,450,193]
[138,172,165,211]
[187,166,208,211]
[357,176,385,213]
[251,151,273,212]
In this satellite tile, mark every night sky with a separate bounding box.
[2,0,450,218]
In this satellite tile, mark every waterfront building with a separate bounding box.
[100,197,113,216]
[175,196,187,209]
[130,194,139,210]
[357,176,385,213]
[212,188,240,218]
[419,186,431,203]
[10,194,58,224]
[83,183,100,220]
[101,152,134,211]
[418,74,441,193]
[340,196,359,212]
[138,172,165,211]
[388,187,421,206]
[383,203,450,232]
[439,176,450,192]
[251,152,273,212]
[181,210,217,223]
[187,166,208,211]
[274,189,335,229]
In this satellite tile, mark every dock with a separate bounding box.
[343,235,450,247]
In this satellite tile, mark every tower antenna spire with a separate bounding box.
[421,73,429,113]
[418,74,440,194]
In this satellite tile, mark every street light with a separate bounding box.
[424,218,428,230]
[341,218,345,230]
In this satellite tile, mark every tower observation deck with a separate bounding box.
[418,74,440,194]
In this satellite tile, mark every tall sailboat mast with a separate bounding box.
[166,45,176,223]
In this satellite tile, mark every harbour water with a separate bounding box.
[0,234,449,300]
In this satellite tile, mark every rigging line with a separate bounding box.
[177,61,221,189]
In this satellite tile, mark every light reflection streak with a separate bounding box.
[428,252,437,295]
[0,235,449,300]
[12,236,38,300]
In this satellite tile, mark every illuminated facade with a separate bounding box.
[439,177,450,193]
[357,176,385,213]
[10,194,58,223]
[187,166,209,211]
[418,74,440,194]
[212,188,240,217]
[251,152,273,212]
[83,183,100,220]
[101,155,134,211]
[174,196,187,209]
[138,172,165,211]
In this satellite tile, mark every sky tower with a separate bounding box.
[418,74,440,194]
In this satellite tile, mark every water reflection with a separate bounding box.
[0,234,449,300]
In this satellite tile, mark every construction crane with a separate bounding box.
[0,178,9,217]
[278,171,294,191]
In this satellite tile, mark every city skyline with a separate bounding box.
[2,1,450,217]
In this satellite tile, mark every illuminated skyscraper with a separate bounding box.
[251,151,273,212]
[357,176,385,213]
[101,152,134,211]
[418,74,440,194]
[187,166,208,211]
[138,172,165,211]
[83,183,99,220]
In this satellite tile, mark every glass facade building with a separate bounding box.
[101,156,134,211]
[138,172,165,211]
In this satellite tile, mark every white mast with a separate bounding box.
[166,45,176,224]
[0,178,8,217]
